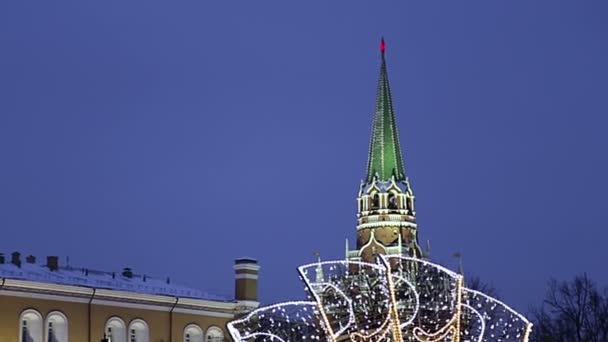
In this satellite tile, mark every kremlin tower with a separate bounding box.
[347,39,423,263]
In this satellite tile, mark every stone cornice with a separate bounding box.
[0,278,236,313]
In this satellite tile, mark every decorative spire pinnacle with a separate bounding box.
[314,251,324,283]
[365,38,407,183]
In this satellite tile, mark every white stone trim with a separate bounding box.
[235,274,258,280]
[235,300,259,307]
[4,279,93,296]
[0,289,91,304]
[233,264,260,272]
[174,307,234,318]
[360,214,414,222]
[1,278,236,310]
[178,297,236,310]
[95,289,176,305]
[234,300,260,315]
[357,221,417,230]
[92,299,172,312]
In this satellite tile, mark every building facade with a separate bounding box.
[0,253,259,342]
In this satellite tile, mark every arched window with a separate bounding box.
[19,309,43,342]
[183,324,203,342]
[128,319,149,342]
[105,317,127,342]
[45,311,68,342]
[205,326,224,342]
[388,192,398,209]
[370,193,380,210]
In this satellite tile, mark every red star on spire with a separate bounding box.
[380,38,386,54]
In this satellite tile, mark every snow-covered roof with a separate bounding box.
[0,261,231,302]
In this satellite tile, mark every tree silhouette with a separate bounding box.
[466,275,500,300]
[532,274,608,342]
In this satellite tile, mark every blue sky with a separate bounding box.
[1,1,607,313]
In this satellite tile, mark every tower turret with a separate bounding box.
[234,258,260,317]
[348,39,423,263]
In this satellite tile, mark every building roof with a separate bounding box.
[365,38,407,183]
[0,259,231,302]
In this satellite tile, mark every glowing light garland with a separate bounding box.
[228,256,532,341]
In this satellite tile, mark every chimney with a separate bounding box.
[234,258,260,317]
[0,253,5,264]
[46,256,59,271]
[26,255,36,264]
[11,252,21,268]
[122,267,133,279]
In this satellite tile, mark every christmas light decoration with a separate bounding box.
[227,256,532,341]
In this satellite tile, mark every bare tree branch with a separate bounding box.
[465,275,500,300]
[532,274,608,342]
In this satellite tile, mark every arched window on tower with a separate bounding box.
[45,311,68,342]
[406,196,413,214]
[205,326,224,342]
[20,309,43,342]
[184,324,203,342]
[388,192,398,210]
[370,193,380,210]
[128,319,149,342]
[105,317,127,342]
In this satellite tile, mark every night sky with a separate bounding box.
[1,1,607,314]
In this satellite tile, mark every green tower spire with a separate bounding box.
[365,38,406,183]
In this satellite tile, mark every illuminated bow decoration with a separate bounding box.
[228,256,532,342]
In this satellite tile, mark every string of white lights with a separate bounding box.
[228,258,532,342]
